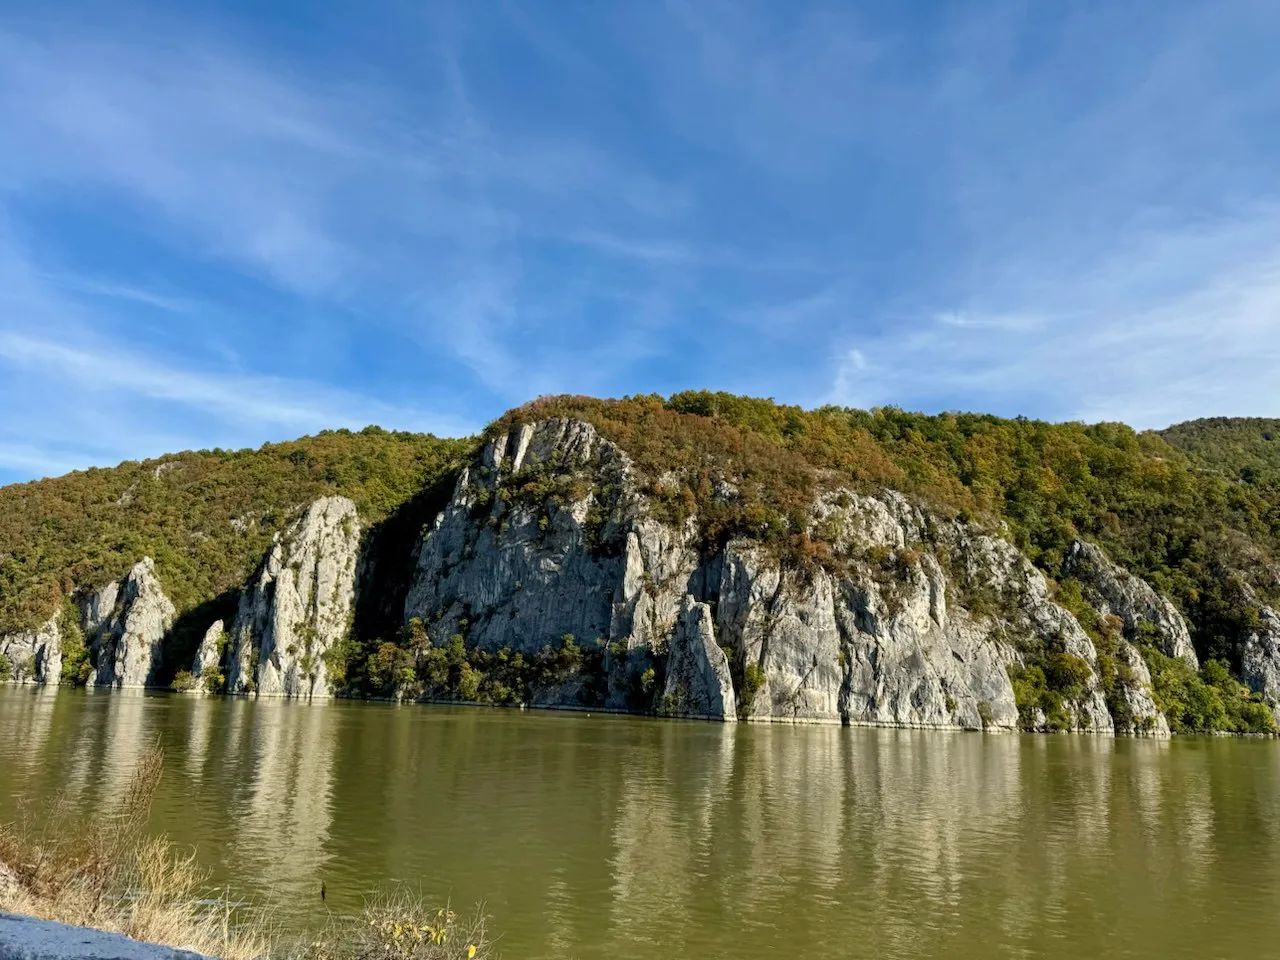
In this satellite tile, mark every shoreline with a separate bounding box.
[4,682,1276,737]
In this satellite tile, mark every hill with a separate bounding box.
[2,393,1279,736]
[1161,417,1280,488]
[491,394,1279,667]
[0,427,472,636]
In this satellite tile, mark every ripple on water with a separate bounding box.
[4,690,1280,960]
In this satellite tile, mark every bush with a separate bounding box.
[1008,650,1096,732]
[0,745,499,960]
[0,653,11,683]
[368,641,418,698]
[738,661,766,715]
[300,892,496,960]
[202,668,227,695]
[57,599,91,686]
[640,666,656,693]
[1143,649,1276,734]
[170,670,195,692]
[1043,653,1092,701]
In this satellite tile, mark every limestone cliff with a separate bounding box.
[0,613,61,685]
[190,620,226,690]
[1064,540,1199,667]
[1241,594,1280,721]
[86,558,175,688]
[403,418,1165,733]
[226,497,360,699]
[663,596,736,720]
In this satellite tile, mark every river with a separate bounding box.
[3,687,1279,959]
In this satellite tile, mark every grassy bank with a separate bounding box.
[0,744,497,959]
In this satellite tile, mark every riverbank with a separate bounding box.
[0,744,496,960]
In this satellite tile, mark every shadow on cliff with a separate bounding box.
[347,469,462,680]
[157,588,240,687]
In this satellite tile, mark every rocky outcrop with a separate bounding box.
[190,620,225,690]
[406,419,646,655]
[1241,599,1280,719]
[1111,639,1170,737]
[86,558,175,689]
[0,614,61,685]
[1064,540,1198,667]
[662,596,736,720]
[402,418,1143,732]
[716,541,847,723]
[227,497,360,699]
[962,534,1114,733]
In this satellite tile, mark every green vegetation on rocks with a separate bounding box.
[361,622,611,708]
[492,393,1280,670]
[3,393,1280,735]
[0,427,470,635]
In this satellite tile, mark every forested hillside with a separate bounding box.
[493,394,1279,664]
[0,428,471,635]
[3,394,1278,735]
[1161,417,1280,489]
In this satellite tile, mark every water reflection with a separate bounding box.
[234,702,337,905]
[4,691,1280,960]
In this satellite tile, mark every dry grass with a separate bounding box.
[0,741,267,959]
[0,744,500,959]
[299,889,496,960]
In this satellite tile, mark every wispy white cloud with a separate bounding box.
[830,208,1280,427]
[0,442,88,480]
[0,8,705,450]
[0,216,475,479]
[0,331,472,435]
[1,0,1279,484]
[41,275,194,313]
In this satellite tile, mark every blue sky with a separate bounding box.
[2,0,1279,483]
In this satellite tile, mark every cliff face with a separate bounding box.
[0,614,61,685]
[1241,594,1280,720]
[190,620,225,690]
[6,411,1262,736]
[226,497,360,699]
[85,558,176,689]
[1064,540,1199,667]
[402,418,1171,733]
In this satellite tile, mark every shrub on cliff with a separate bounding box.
[1143,651,1275,734]
[490,394,1280,677]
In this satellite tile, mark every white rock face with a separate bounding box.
[190,619,225,689]
[0,614,61,685]
[1064,540,1198,667]
[406,419,644,655]
[81,581,119,633]
[663,596,736,721]
[227,497,360,699]
[86,558,175,689]
[1112,639,1171,737]
[403,418,1151,732]
[717,541,847,723]
[1241,601,1280,720]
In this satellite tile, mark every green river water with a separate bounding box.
[3,687,1279,959]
